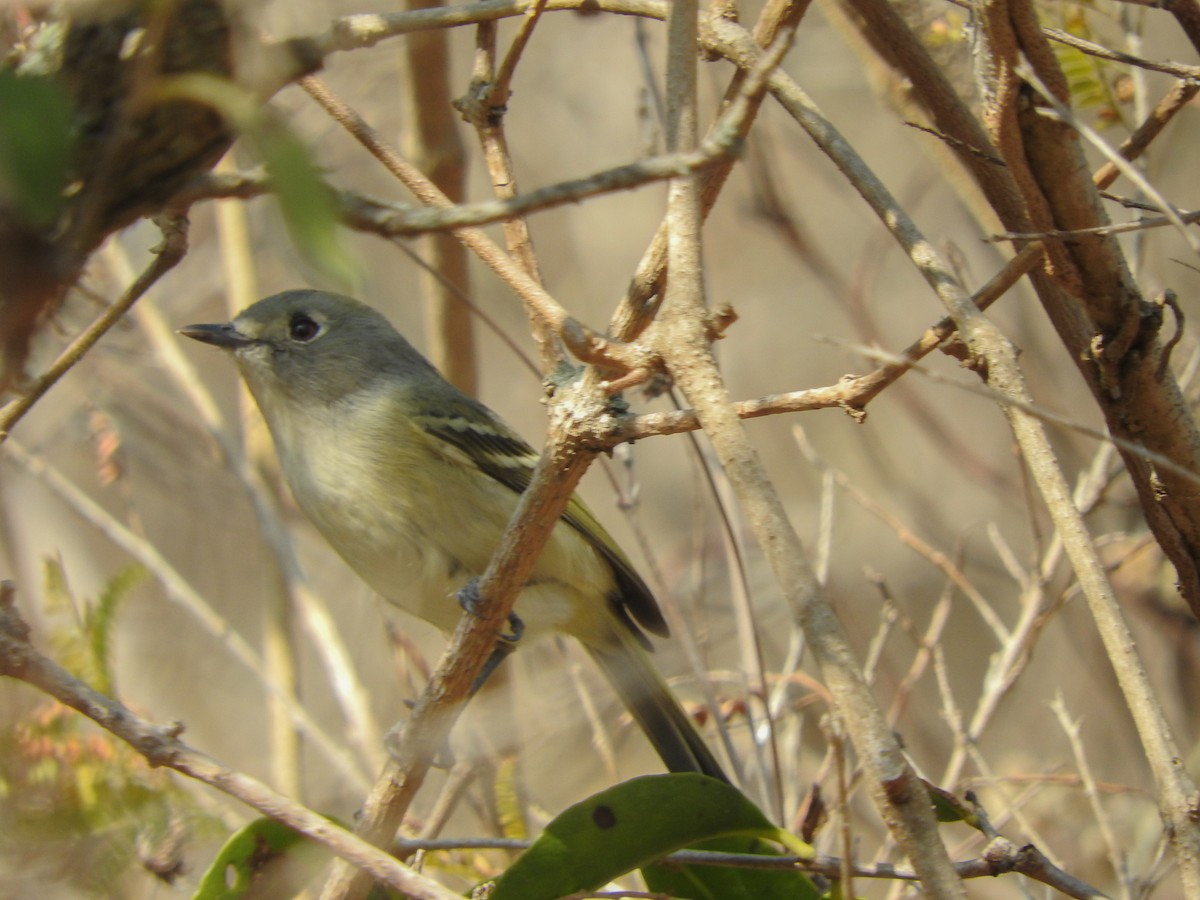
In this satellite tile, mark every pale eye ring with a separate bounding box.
[289,314,321,342]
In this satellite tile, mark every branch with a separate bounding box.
[988,203,1200,242]
[334,141,735,236]
[0,583,459,900]
[298,75,648,377]
[693,7,1200,891]
[318,0,668,55]
[3,440,372,792]
[0,215,188,442]
[458,0,558,371]
[382,836,1106,895]
[1017,64,1200,255]
[708,0,1200,619]
[401,0,476,393]
[319,380,611,899]
[654,0,965,893]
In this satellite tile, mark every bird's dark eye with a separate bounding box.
[289,314,321,342]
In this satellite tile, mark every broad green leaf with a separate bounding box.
[192,817,329,900]
[0,70,74,228]
[643,834,821,900]
[155,73,359,290]
[255,120,360,291]
[487,773,813,900]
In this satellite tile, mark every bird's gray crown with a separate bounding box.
[229,289,440,405]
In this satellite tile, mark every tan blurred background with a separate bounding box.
[2,0,1198,896]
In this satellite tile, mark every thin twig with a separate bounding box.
[0,585,458,900]
[299,75,642,375]
[0,215,188,442]
[938,444,1121,798]
[656,2,965,892]
[793,426,1010,641]
[176,140,739,234]
[494,0,551,99]
[1051,696,1132,899]
[318,381,607,900]
[1017,65,1200,254]
[3,441,372,792]
[461,0,556,369]
[829,342,1200,493]
[988,205,1200,242]
[712,11,1200,888]
[319,0,668,56]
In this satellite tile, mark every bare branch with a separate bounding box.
[0,584,458,900]
[0,215,188,441]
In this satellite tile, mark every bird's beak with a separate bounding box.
[178,322,255,350]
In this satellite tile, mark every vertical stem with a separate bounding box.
[215,152,301,801]
[656,6,964,894]
[402,0,476,395]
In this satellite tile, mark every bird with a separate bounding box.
[180,288,727,782]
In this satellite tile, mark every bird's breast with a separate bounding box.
[264,389,619,642]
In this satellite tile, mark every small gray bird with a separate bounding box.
[181,289,727,782]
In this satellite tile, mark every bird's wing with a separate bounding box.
[415,396,669,641]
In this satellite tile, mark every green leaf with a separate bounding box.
[87,563,146,696]
[1054,43,1114,112]
[41,559,145,694]
[254,120,360,291]
[155,73,359,291]
[192,817,329,900]
[925,780,979,828]
[0,70,74,228]
[643,834,821,900]
[487,773,814,900]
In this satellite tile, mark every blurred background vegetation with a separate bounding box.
[0,0,1198,896]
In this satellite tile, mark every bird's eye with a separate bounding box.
[289,314,321,342]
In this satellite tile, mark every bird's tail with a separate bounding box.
[586,630,729,783]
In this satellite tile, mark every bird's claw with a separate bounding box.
[457,578,524,643]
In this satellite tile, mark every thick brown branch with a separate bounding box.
[318,380,606,900]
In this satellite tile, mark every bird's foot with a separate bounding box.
[457,578,524,643]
